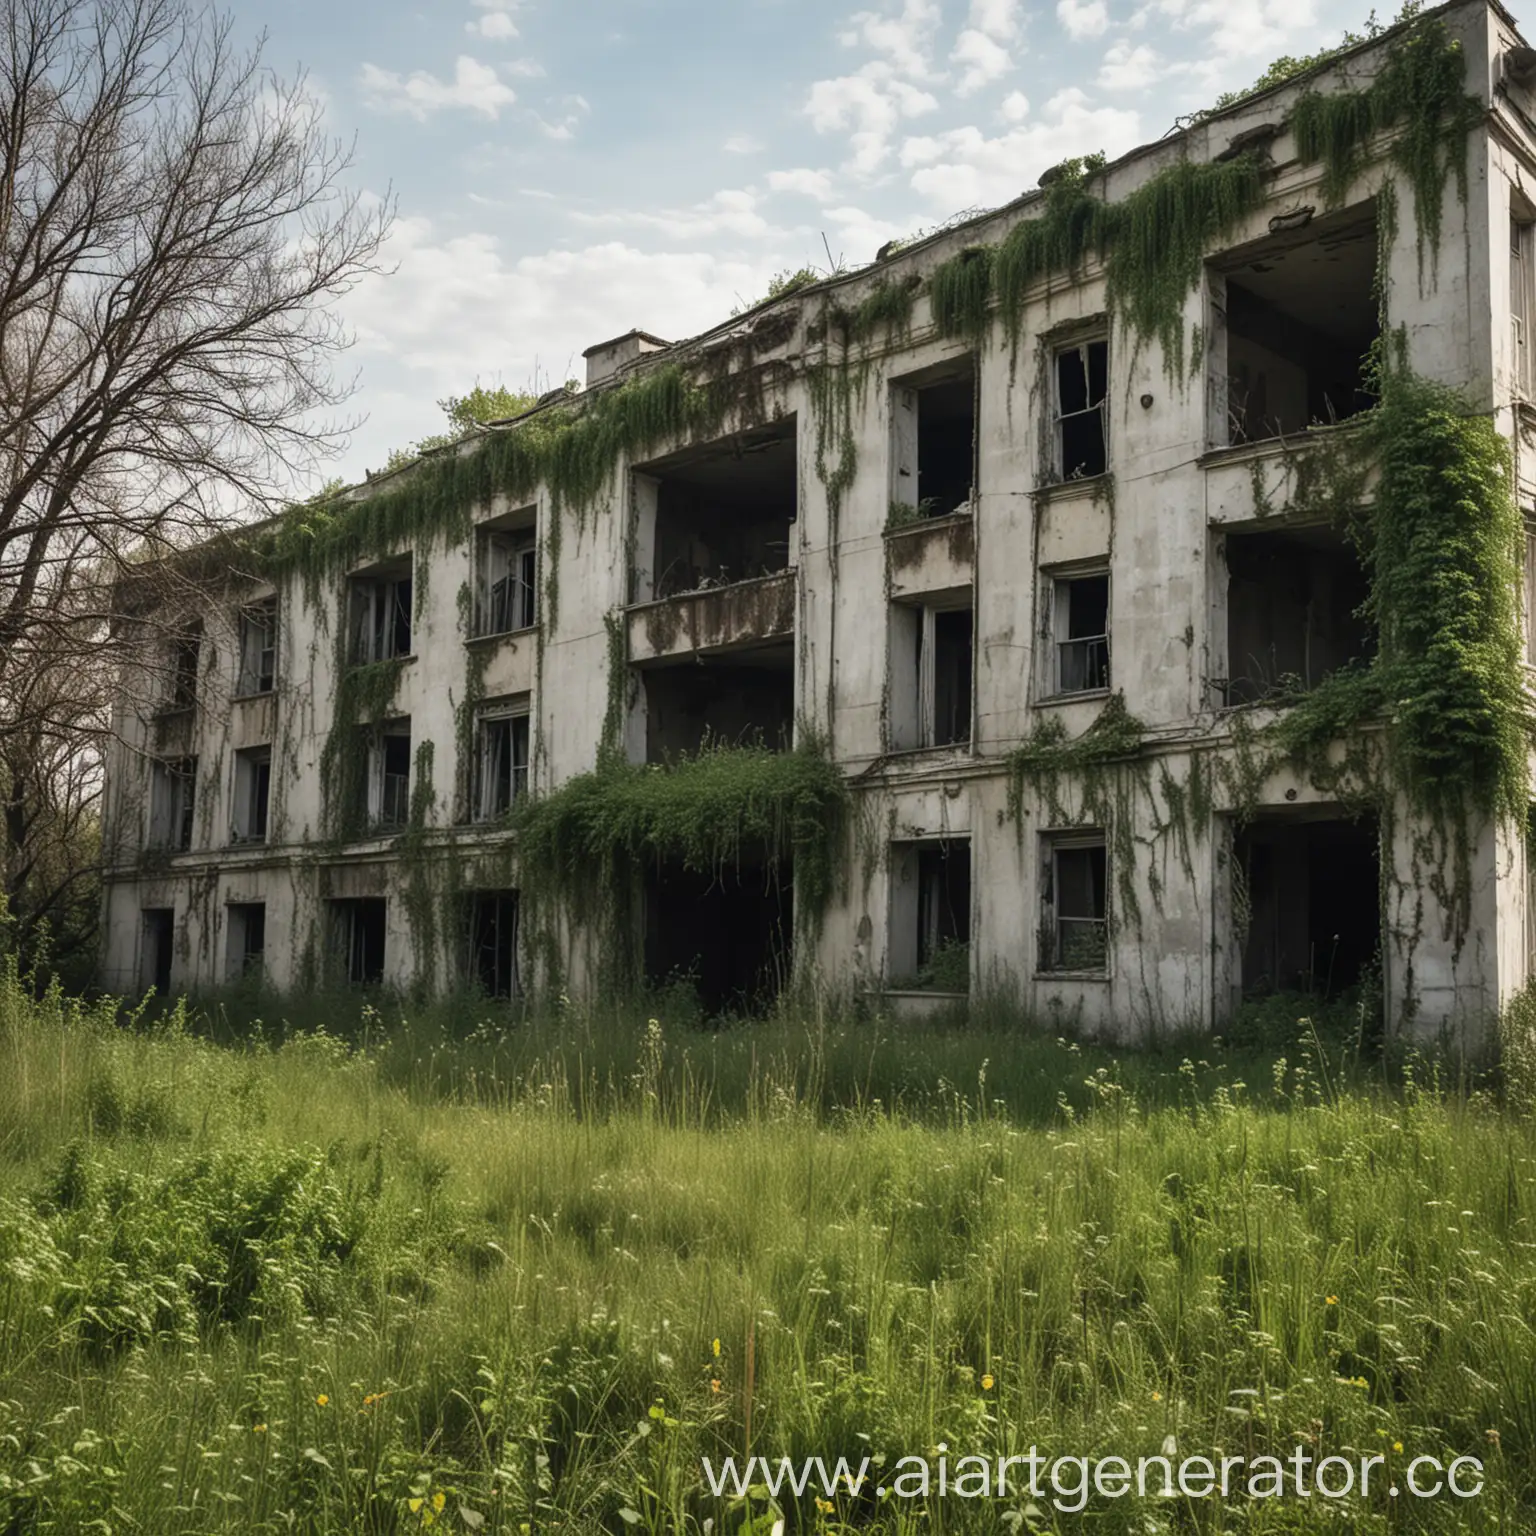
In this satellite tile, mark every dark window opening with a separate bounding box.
[931,608,973,747]
[349,562,413,663]
[905,368,977,519]
[1234,814,1379,999]
[232,747,271,843]
[645,858,791,1016]
[1055,340,1108,480]
[142,907,174,996]
[1053,572,1109,694]
[642,646,794,763]
[238,600,277,695]
[1044,839,1107,972]
[378,725,411,830]
[151,757,197,851]
[1224,527,1369,705]
[227,902,266,979]
[477,708,531,818]
[1220,211,1379,445]
[640,416,796,599]
[890,603,973,750]
[480,526,538,635]
[331,897,386,986]
[468,890,520,999]
[1514,212,1534,398]
[167,623,202,712]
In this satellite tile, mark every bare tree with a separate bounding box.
[0,0,391,966]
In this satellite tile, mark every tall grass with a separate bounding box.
[0,962,1532,1532]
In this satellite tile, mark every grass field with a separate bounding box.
[1,966,1533,1533]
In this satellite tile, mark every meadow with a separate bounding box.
[0,964,1533,1534]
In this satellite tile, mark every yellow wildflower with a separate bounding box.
[1393,1441,1404,1453]
[1325,1296,1338,1306]
[316,1394,329,1407]
[980,1373,994,1391]
[815,1497,834,1514]
[433,1492,446,1513]
[253,1423,267,1434]
[1152,1391,1163,1402]
[712,1337,721,1358]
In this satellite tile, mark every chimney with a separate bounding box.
[581,329,671,390]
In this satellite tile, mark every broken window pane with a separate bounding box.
[1055,339,1108,480]
[1054,573,1110,694]
[1047,841,1107,971]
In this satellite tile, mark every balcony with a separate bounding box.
[627,568,796,665]
[885,508,974,601]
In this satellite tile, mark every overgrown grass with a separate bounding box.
[1,963,1533,1532]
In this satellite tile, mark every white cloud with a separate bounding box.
[951,29,1013,94]
[571,187,775,242]
[767,167,837,201]
[1097,41,1160,91]
[837,0,942,78]
[999,89,1030,122]
[903,86,1141,207]
[359,56,517,120]
[534,93,590,140]
[724,133,764,155]
[339,221,790,478]
[804,65,940,174]
[1135,0,1322,68]
[968,0,1022,38]
[468,0,521,39]
[1057,0,1110,39]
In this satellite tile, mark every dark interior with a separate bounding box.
[143,907,174,995]
[931,608,973,746]
[1222,210,1380,443]
[916,370,976,517]
[1225,526,1370,704]
[333,897,386,985]
[643,645,794,762]
[1236,814,1379,997]
[468,890,519,999]
[644,859,791,1015]
[918,843,971,965]
[642,417,797,598]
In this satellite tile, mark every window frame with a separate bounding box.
[230,746,273,845]
[1514,208,1535,400]
[480,527,538,636]
[236,598,278,696]
[1049,568,1112,697]
[475,701,532,821]
[348,565,414,665]
[1052,336,1110,482]
[362,719,412,832]
[150,756,197,852]
[1040,832,1109,975]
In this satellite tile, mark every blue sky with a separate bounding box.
[250,0,1388,485]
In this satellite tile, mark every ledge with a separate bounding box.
[466,624,538,649]
[627,568,795,663]
[1034,970,1110,983]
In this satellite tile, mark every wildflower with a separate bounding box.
[1487,1428,1502,1448]
[815,1497,834,1514]
[253,1423,267,1434]
[712,1338,721,1358]
[316,1394,329,1407]
[1325,1296,1338,1306]
[362,1391,389,1409]
[433,1492,446,1513]
[981,1374,994,1391]
[1393,1441,1404,1453]
[711,1378,722,1394]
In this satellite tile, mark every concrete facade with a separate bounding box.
[100,0,1536,1042]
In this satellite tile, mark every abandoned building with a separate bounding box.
[98,0,1536,1044]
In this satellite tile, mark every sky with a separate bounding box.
[250,0,1390,487]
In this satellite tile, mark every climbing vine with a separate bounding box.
[317,655,407,843]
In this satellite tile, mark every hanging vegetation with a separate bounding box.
[511,739,849,936]
[929,246,997,346]
[1292,15,1481,266]
[317,656,407,842]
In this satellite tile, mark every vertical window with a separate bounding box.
[1526,526,1536,667]
[150,757,197,851]
[469,891,520,998]
[167,622,202,711]
[890,603,974,750]
[1054,339,1109,480]
[231,747,272,843]
[226,902,267,980]
[1513,213,1534,398]
[476,703,531,820]
[1043,837,1108,972]
[1052,572,1110,694]
[481,529,538,634]
[887,841,972,989]
[237,599,278,695]
[330,898,386,985]
[349,562,413,663]
[141,907,174,995]
[364,721,412,831]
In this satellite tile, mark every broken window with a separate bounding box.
[642,648,794,762]
[638,416,796,599]
[887,841,972,989]
[1052,571,1110,695]
[1234,814,1379,998]
[357,719,411,832]
[480,526,538,635]
[1054,339,1108,480]
[165,622,202,712]
[231,746,272,844]
[226,902,266,980]
[1042,836,1107,972]
[330,897,386,986]
[1217,209,1379,446]
[476,702,531,819]
[1526,527,1536,667]
[150,757,197,851]
[237,599,277,695]
[141,907,174,995]
[349,560,413,664]
[1224,527,1369,705]
[1514,211,1534,398]
[889,360,977,520]
[888,603,973,750]
[468,890,520,999]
